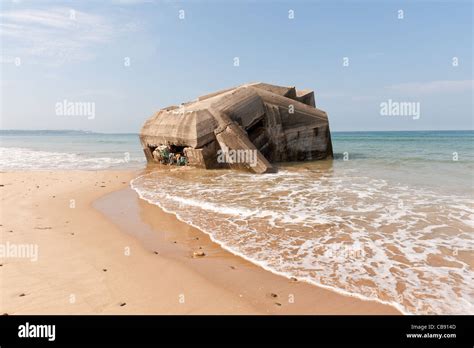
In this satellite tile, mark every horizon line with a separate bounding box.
[1,129,473,135]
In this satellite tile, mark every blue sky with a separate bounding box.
[0,0,472,132]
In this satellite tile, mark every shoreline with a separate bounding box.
[1,169,401,314]
[99,171,402,314]
[128,174,407,314]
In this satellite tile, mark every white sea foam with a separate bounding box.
[131,169,474,315]
[0,147,144,170]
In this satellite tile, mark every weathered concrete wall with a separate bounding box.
[184,140,222,168]
[296,89,316,107]
[215,123,275,174]
[140,109,217,148]
[140,83,333,173]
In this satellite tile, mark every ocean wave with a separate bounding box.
[0,147,145,170]
[131,168,474,315]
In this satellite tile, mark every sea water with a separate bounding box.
[0,130,145,170]
[2,130,473,314]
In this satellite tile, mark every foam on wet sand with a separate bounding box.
[0,170,400,314]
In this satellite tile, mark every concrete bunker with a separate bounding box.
[140,82,333,173]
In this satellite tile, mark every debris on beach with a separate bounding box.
[193,251,206,258]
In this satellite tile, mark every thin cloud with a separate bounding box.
[0,7,134,65]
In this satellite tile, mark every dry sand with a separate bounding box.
[0,170,401,314]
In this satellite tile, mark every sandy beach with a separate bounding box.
[0,170,400,315]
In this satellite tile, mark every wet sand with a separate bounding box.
[0,170,401,314]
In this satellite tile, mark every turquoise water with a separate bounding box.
[1,130,472,183]
[332,130,474,196]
